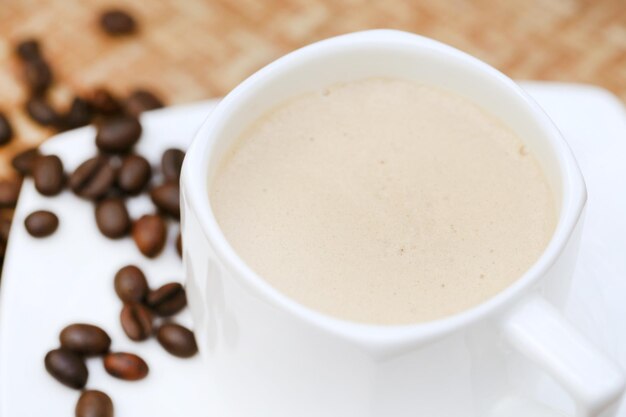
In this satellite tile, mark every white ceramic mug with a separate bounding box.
[181,30,625,417]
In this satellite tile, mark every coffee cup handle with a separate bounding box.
[501,295,625,416]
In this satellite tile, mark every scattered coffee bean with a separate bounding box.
[33,154,65,195]
[146,282,186,316]
[100,9,137,36]
[176,232,182,258]
[62,97,93,130]
[15,39,41,61]
[161,148,185,182]
[69,155,116,200]
[150,182,180,218]
[59,323,111,356]
[117,154,151,194]
[11,148,40,176]
[114,267,150,306]
[44,348,88,389]
[0,178,21,208]
[0,112,14,146]
[103,352,148,381]
[95,197,130,238]
[76,390,114,417]
[91,88,123,115]
[24,210,58,237]
[120,303,153,341]
[156,323,197,358]
[132,214,166,257]
[124,89,163,117]
[95,115,142,153]
[26,96,60,127]
[23,59,53,94]
[114,265,149,303]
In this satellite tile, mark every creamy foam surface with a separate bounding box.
[211,78,556,325]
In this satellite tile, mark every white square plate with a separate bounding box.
[1,83,625,416]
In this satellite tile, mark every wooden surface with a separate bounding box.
[0,0,625,177]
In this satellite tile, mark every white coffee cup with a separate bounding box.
[180,30,625,417]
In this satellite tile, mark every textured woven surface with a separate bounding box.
[0,0,625,177]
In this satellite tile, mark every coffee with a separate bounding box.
[120,303,154,341]
[76,390,114,417]
[99,9,137,36]
[156,323,199,358]
[44,348,88,389]
[132,214,167,258]
[69,155,116,200]
[95,197,131,239]
[103,352,149,381]
[117,154,152,195]
[211,78,556,325]
[146,282,187,316]
[24,210,59,238]
[150,182,181,219]
[32,154,64,196]
[114,265,150,303]
[95,115,142,154]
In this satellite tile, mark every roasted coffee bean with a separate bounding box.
[124,89,163,117]
[76,390,114,417]
[23,59,52,94]
[120,303,153,341]
[24,210,58,237]
[91,88,123,115]
[62,97,93,130]
[0,178,21,208]
[150,182,179,218]
[33,154,64,195]
[44,348,88,389]
[95,197,130,238]
[60,323,111,356]
[176,232,182,258]
[69,156,116,200]
[132,214,166,257]
[117,154,151,194]
[15,39,41,61]
[146,282,186,316]
[95,115,142,153]
[114,265,148,303]
[161,148,185,182]
[100,9,137,35]
[11,148,40,176]
[103,352,148,381]
[0,112,14,146]
[156,323,197,358]
[26,97,59,127]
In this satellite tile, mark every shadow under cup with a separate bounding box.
[181,31,605,417]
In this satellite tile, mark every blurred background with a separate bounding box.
[0,0,625,177]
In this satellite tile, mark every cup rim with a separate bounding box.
[181,30,587,354]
